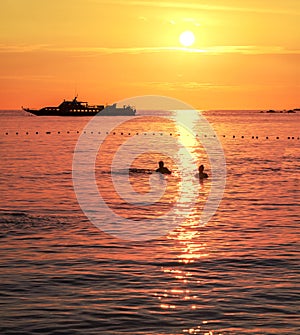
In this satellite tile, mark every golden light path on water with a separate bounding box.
[156,221,219,334]
[172,108,226,229]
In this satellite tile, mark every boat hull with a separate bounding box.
[24,109,135,116]
[24,109,103,116]
[23,107,136,116]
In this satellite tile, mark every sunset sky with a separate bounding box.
[0,0,299,109]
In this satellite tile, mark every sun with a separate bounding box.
[179,31,195,47]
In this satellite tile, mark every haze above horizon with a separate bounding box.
[0,0,299,109]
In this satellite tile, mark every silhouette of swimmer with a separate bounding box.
[156,161,171,175]
[198,165,208,179]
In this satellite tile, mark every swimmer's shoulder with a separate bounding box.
[156,167,171,174]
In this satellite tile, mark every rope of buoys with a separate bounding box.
[2,131,299,140]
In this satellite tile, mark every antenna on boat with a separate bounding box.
[74,84,78,99]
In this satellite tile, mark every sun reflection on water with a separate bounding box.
[153,217,223,334]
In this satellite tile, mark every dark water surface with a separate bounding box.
[0,110,299,334]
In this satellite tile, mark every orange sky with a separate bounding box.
[0,0,299,109]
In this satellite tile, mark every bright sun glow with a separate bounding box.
[179,31,195,47]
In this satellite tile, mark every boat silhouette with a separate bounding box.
[22,97,136,116]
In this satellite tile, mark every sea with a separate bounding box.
[0,109,299,335]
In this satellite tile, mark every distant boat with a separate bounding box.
[262,109,297,114]
[22,97,136,116]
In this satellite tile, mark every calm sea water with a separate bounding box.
[0,110,299,335]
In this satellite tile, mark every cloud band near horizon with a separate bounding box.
[0,44,299,56]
